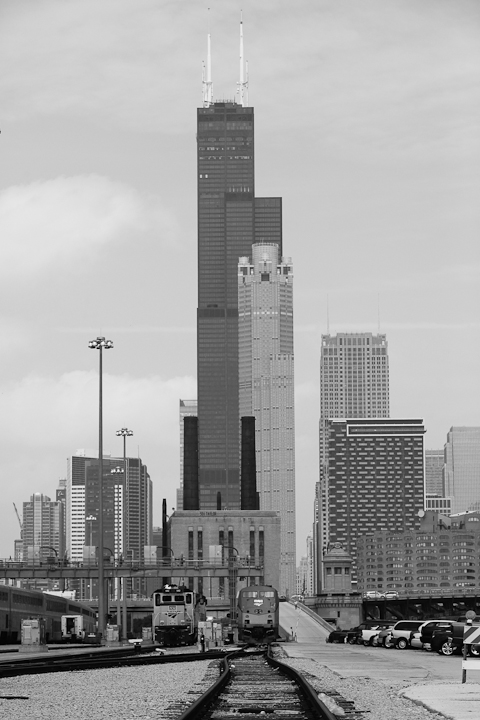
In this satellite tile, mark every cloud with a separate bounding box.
[0,175,178,279]
[0,370,196,454]
[1,0,478,151]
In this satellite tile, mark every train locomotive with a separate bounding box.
[152,584,207,647]
[236,585,279,645]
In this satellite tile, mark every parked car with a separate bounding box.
[419,620,453,647]
[409,630,424,649]
[360,623,394,646]
[326,625,363,644]
[377,626,395,647]
[431,622,480,656]
[384,591,399,600]
[363,590,385,600]
[389,620,427,649]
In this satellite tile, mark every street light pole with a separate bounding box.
[85,514,96,601]
[89,336,113,640]
[116,427,133,642]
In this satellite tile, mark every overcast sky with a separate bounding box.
[0,0,479,560]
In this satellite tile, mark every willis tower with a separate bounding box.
[192,22,282,510]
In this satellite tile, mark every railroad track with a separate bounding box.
[0,647,231,678]
[175,648,341,720]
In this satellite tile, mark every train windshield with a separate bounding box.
[243,591,275,598]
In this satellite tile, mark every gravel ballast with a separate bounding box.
[274,649,449,720]
[0,660,213,719]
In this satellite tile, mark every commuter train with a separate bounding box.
[0,584,97,644]
[236,585,279,645]
[152,584,208,647]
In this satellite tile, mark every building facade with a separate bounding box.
[314,332,390,592]
[357,510,480,593]
[177,399,198,510]
[238,243,295,596]
[322,418,426,586]
[22,492,65,563]
[67,453,152,599]
[444,427,480,514]
[196,97,282,510]
[168,509,280,605]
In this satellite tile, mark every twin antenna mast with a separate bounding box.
[202,13,249,108]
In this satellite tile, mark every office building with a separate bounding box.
[444,427,480,514]
[238,243,295,595]
[322,418,425,585]
[196,32,282,510]
[177,399,198,510]
[22,493,65,563]
[314,332,390,591]
[357,509,480,593]
[425,449,444,496]
[67,452,152,599]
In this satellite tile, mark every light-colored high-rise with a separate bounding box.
[315,332,390,592]
[444,427,480,514]
[238,243,295,596]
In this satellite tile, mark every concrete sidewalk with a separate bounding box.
[400,683,480,720]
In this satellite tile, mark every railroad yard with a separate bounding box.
[0,603,480,719]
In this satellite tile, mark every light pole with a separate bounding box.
[85,515,96,600]
[116,427,133,642]
[89,336,113,640]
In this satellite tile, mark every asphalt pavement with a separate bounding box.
[279,601,480,720]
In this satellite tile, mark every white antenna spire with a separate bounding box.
[202,13,213,107]
[237,11,249,106]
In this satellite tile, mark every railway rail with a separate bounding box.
[0,645,231,678]
[176,648,343,720]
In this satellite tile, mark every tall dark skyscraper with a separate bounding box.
[196,28,282,509]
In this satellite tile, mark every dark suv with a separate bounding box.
[431,622,480,656]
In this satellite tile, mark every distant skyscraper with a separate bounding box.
[67,453,152,598]
[425,449,445,496]
[177,399,198,510]
[323,418,425,584]
[22,493,65,562]
[444,427,480,514]
[196,33,282,510]
[314,332,390,591]
[238,243,295,595]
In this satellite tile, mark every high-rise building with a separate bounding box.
[238,243,295,595]
[425,449,444,496]
[67,453,152,599]
[444,427,480,514]
[22,493,65,564]
[314,332,390,591]
[196,31,282,511]
[177,399,198,510]
[323,418,425,584]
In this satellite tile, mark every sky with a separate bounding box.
[0,0,479,560]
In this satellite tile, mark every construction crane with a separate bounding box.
[13,502,23,540]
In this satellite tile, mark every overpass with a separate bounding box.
[0,557,263,582]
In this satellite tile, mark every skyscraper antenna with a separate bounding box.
[327,294,330,334]
[202,10,213,107]
[377,293,381,332]
[237,11,249,106]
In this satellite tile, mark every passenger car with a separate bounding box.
[389,620,426,649]
[431,622,480,656]
[363,591,385,600]
[326,626,363,644]
[384,591,399,600]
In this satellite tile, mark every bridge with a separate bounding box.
[362,589,480,620]
[0,557,264,582]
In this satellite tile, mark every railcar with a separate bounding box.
[0,585,96,644]
[152,584,207,647]
[237,585,279,645]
